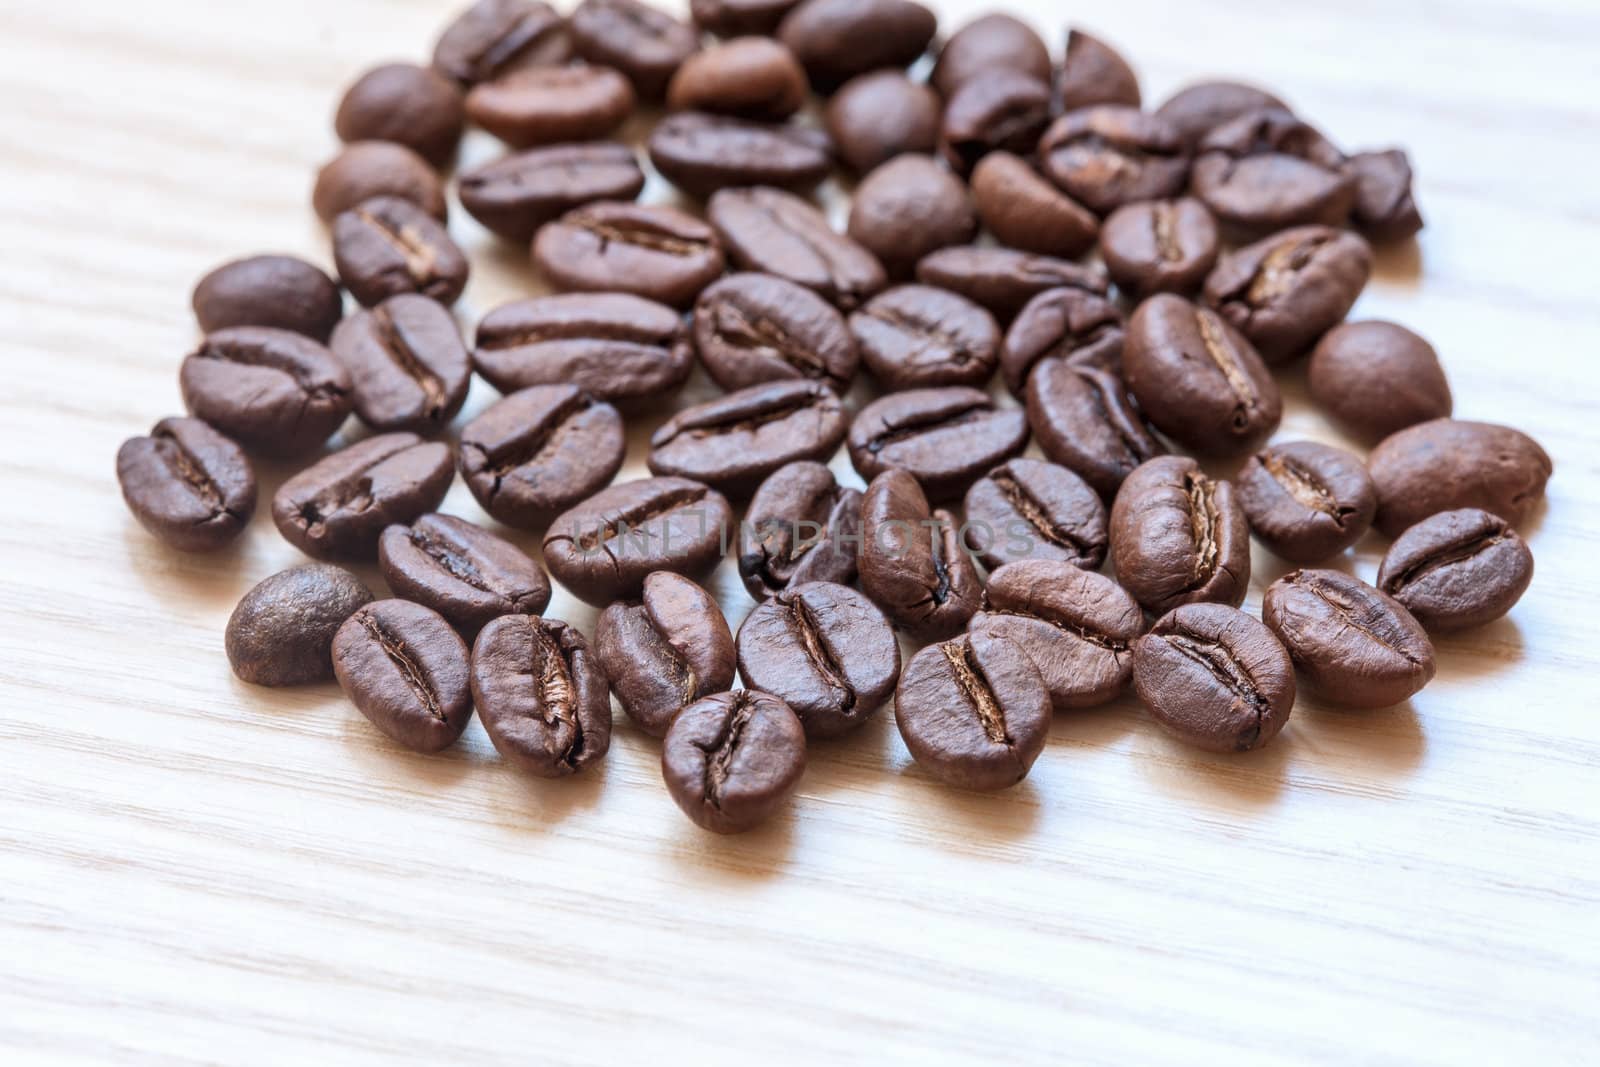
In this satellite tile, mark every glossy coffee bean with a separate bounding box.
[1238,441,1376,564]
[465,64,635,148]
[850,285,999,390]
[569,0,698,100]
[1098,197,1219,297]
[432,0,571,86]
[939,70,1052,175]
[332,196,469,308]
[534,201,725,308]
[272,433,454,560]
[471,615,613,775]
[335,62,465,166]
[667,37,808,121]
[312,141,447,224]
[379,513,551,636]
[226,564,373,686]
[847,154,978,279]
[648,380,848,496]
[962,458,1107,571]
[738,461,862,600]
[693,273,857,393]
[1110,456,1250,615]
[823,71,940,175]
[662,690,806,833]
[1348,148,1424,242]
[1025,360,1165,500]
[1039,107,1189,216]
[649,112,834,200]
[1377,509,1534,633]
[848,387,1028,501]
[915,246,1107,322]
[930,13,1051,98]
[180,326,353,457]
[1154,80,1289,148]
[458,143,645,243]
[778,0,937,92]
[1307,321,1452,441]
[333,599,473,753]
[595,572,735,738]
[970,152,1100,259]
[708,187,886,311]
[858,469,982,640]
[690,0,800,36]
[999,286,1125,394]
[117,417,257,552]
[329,294,470,434]
[1191,109,1354,236]
[1057,28,1141,111]
[192,255,343,342]
[1367,419,1552,538]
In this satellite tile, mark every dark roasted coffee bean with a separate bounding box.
[379,513,551,636]
[192,255,343,342]
[931,13,1051,98]
[1133,603,1295,752]
[895,629,1050,791]
[1191,109,1354,236]
[648,112,833,200]
[850,285,999,390]
[459,142,645,243]
[544,476,733,605]
[963,458,1106,571]
[329,294,470,434]
[1203,225,1372,364]
[970,152,1099,259]
[1058,28,1140,111]
[648,380,848,496]
[312,142,447,224]
[533,201,725,308]
[272,433,454,560]
[334,599,473,752]
[1123,293,1281,456]
[999,286,1124,393]
[1347,148,1424,242]
[823,71,940,175]
[1025,360,1164,500]
[693,272,857,393]
[848,387,1027,501]
[1307,321,1452,442]
[226,564,373,686]
[1368,419,1552,538]
[465,64,635,147]
[858,469,982,639]
[778,0,936,92]
[1238,441,1375,564]
[849,155,978,279]
[471,615,613,775]
[939,70,1052,176]
[1154,80,1289,148]
[736,581,900,738]
[595,571,735,737]
[1039,107,1189,216]
[1098,197,1219,298]
[667,37,808,121]
[915,246,1107,322]
[117,417,257,552]
[708,187,886,310]
[180,326,353,456]
[662,690,806,833]
[432,0,571,86]
[332,196,469,308]
[738,461,861,600]
[336,62,465,166]
[691,0,800,36]
[458,384,625,528]
[1378,508,1534,633]
[569,0,698,100]
[1110,456,1250,614]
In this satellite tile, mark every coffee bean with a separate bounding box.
[1025,361,1165,500]
[569,0,698,100]
[458,385,626,528]
[736,581,900,738]
[332,196,469,308]
[1202,225,1372,364]
[661,690,806,833]
[1039,106,1188,216]
[1367,419,1552,538]
[738,461,862,600]
[648,380,849,496]
[379,513,551,636]
[930,13,1051,98]
[432,0,571,86]
[999,286,1125,393]
[329,294,470,434]
[272,433,454,559]
[1154,80,1289,148]
[848,387,1028,501]
[458,142,645,243]
[1098,197,1219,298]
[1377,508,1534,633]
[667,38,808,121]
[1191,109,1354,236]
[1237,441,1375,564]
[939,70,1052,175]
[335,62,465,166]
[333,599,473,753]
[117,417,257,552]
[312,142,447,225]
[962,458,1107,571]
[1123,293,1282,455]
[778,0,937,92]
[894,630,1050,791]
[533,201,725,308]
[1348,148,1424,242]
[850,284,999,390]
[858,469,982,639]
[823,71,940,175]
[1058,28,1141,111]
[915,246,1107,322]
[707,187,887,311]
[1133,603,1295,752]
[226,564,374,686]
[1110,456,1250,614]
[471,614,613,775]
[690,0,800,36]
[693,273,856,393]
[465,64,635,148]
[595,571,735,737]
[849,154,978,279]
[1307,322,1452,442]
[543,476,734,605]
[192,255,343,342]
[180,326,353,456]
[648,112,834,200]
[970,152,1100,259]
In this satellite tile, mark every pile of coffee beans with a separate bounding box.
[117,0,1554,832]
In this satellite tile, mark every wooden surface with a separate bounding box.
[3,0,1598,1062]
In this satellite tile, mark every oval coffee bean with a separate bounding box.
[666,37,808,121]
[1237,440,1376,564]
[1058,28,1141,111]
[533,201,725,308]
[1039,106,1189,216]
[970,152,1099,259]
[1110,456,1250,615]
[915,246,1107,322]
[736,581,901,739]
[179,326,353,457]
[1133,603,1295,753]
[312,141,447,224]
[117,417,257,552]
[595,571,735,738]
[1191,109,1354,236]
[848,154,978,279]
[692,273,857,393]
[458,142,645,244]
[272,433,455,560]
[333,599,473,753]
[962,458,1107,571]
[999,286,1125,394]
[226,564,374,686]
[1155,80,1289,148]
[570,0,697,100]
[329,294,470,434]
[1098,197,1220,298]
[432,0,571,86]
[850,284,1000,390]
[823,70,940,175]
[378,513,552,636]
[464,64,635,148]
[648,380,848,496]
[858,469,982,640]
[1307,321,1452,441]
[690,0,800,36]
[192,255,343,342]
[1367,419,1552,537]
[332,196,469,308]
[931,13,1051,98]
[778,0,937,92]
[471,615,613,776]
[1348,148,1424,243]
[939,70,1052,175]
[848,387,1027,501]
[648,112,834,200]
[661,690,806,833]
[335,62,465,166]
[1377,508,1535,633]
[708,186,887,311]
[1025,360,1165,500]
[738,461,862,600]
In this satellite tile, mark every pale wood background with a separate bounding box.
[2,0,1598,1062]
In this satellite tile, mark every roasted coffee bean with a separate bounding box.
[458,142,645,243]
[192,255,343,342]
[1123,294,1281,456]
[858,469,982,639]
[1191,109,1354,236]
[970,152,1100,259]
[1367,419,1552,538]
[432,0,571,86]
[850,285,1000,390]
[1347,148,1423,242]
[312,141,447,224]
[667,37,808,121]
[1098,197,1219,298]
[335,62,465,166]
[1307,321,1452,441]
[569,0,698,100]
[458,384,626,528]
[1133,603,1295,752]
[379,513,551,636]
[1237,441,1375,564]
[823,71,940,175]
[931,13,1051,98]
[471,615,613,775]
[226,564,373,686]
[778,0,937,92]
[329,294,470,434]
[533,201,725,308]
[661,690,806,833]
[648,112,834,200]
[738,461,862,600]
[690,0,800,36]
[117,417,256,552]
[1202,225,1373,364]
[543,476,733,605]
[1377,509,1535,633]
[963,458,1107,571]
[848,154,978,279]
[272,433,454,559]
[595,572,735,737]
[939,70,1052,175]
[1039,107,1189,216]
[1154,80,1289,148]
[708,187,887,310]
[894,630,1050,791]
[333,599,473,753]
[648,380,848,496]
[1110,456,1250,614]
[332,196,469,308]
[693,273,858,393]
[465,64,635,147]
[848,387,1028,501]
[736,581,900,738]
[915,246,1107,322]
[999,286,1125,393]
[179,326,353,456]
[1025,360,1164,500]
[1058,28,1141,111]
